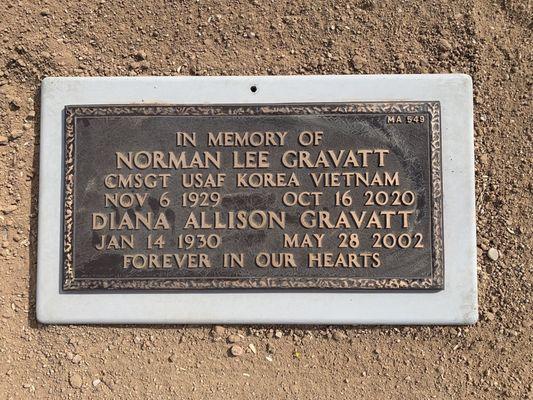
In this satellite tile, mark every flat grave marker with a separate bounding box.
[37,75,477,324]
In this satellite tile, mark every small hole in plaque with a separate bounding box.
[250,85,258,93]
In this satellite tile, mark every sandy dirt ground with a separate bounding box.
[0,0,531,399]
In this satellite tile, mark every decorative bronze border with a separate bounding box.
[62,102,444,290]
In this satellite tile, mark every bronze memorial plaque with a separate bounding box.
[62,103,443,291]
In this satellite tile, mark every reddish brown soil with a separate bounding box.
[0,1,531,399]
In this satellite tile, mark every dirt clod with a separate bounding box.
[0,205,18,214]
[134,50,147,61]
[212,325,226,336]
[69,373,83,389]
[351,54,367,70]
[9,130,23,140]
[332,331,347,341]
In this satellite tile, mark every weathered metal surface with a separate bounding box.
[62,103,443,291]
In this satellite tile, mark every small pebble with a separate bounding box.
[227,334,241,343]
[0,135,8,145]
[229,345,244,357]
[487,248,499,261]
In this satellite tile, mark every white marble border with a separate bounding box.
[36,75,477,324]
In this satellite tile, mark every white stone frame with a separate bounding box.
[37,75,477,324]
